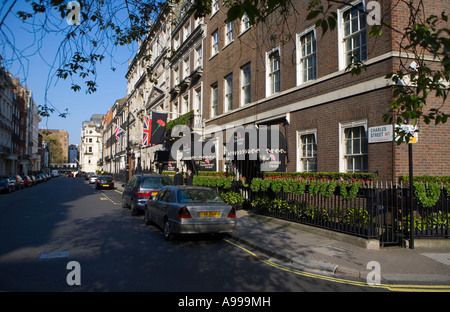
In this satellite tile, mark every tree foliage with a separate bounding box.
[0,0,448,142]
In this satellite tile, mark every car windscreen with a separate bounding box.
[99,176,113,181]
[141,177,172,188]
[177,189,224,204]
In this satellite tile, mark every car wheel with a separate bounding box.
[163,218,174,241]
[130,202,138,216]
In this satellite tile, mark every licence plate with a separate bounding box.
[103,184,109,187]
[200,211,220,217]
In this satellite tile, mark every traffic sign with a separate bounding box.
[395,125,418,143]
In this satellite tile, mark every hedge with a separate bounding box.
[263,171,378,181]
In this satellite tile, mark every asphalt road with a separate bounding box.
[0,177,383,296]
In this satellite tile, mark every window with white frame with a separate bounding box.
[195,44,203,68]
[224,74,233,112]
[340,2,367,68]
[211,30,219,56]
[212,0,219,15]
[225,21,233,46]
[241,63,251,106]
[173,66,179,85]
[183,56,190,79]
[241,12,250,33]
[183,20,191,41]
[267,48,281,96]
[194,86,202,114]
[181,94,189,115]
[298,29,317,83]
[297,130,317,172]
[173,101,179,115]
[174,33,180,50]
[211,83,218,117]
[341,121,368,173]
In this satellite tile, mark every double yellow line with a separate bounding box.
[97,189,122,205]
[224,239,450,292]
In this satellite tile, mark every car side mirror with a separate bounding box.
[122,184,125,187]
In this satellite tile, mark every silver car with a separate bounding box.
[144,186,237,241]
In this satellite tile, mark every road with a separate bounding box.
[0,177,383,295]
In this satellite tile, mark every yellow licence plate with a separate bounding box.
[200,211,220,217]
[103,184,109,187]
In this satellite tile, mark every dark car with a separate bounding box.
[8,175,24,190]
[122,174,173,216]
[21,176,32,187]
[0,179,15,193]
[96,176,114,190]
[144,186,236,241]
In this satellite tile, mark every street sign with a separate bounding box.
[395,125,418,143]
[368,125,393,143]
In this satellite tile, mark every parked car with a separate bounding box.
[85,172,95,180]
[35,174,43,183]
[0,178,15,193]
[96,176,114,190]
[122,174,173,216]
[89,175,98,184]
[8,175,24,190]
[30,175,36,185]
[144,186,236,241]
[21,176,32,187]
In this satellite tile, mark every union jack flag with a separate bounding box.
[142,116,153,146]
[114,125,124,144]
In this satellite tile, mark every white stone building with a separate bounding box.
[79,114,103,173]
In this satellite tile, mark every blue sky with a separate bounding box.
[1,2,137,145]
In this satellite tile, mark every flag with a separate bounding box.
[142,116,152,146]
[149,112,168,145]
[114,125,124,144]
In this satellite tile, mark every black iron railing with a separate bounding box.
[232,182,449,246]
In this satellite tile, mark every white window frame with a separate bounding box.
[211,29,219,57]
[183,56,190,79]
[211,83,218,118]
[211,0,219,16]
[181,94,189,115]
[183,20,191,41]
[173,66,179,86]
[266,46,281,97]
[338,0,368,70]
[240,12,250,33]
[296,27,317,85]
[195,44,203,68]
[339,119,368,173]
[224,73,233,112]
[241,63,251,106]
[194,85,202,115]
[225,21,233,46]
[296,129,318,172]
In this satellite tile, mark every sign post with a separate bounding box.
[395,124,418,249]
[409,142,414,249]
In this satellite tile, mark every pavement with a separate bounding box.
[114,182,450,288]
[230,209,450,287]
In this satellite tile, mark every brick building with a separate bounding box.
[104,0,449,183]
[201,0,450,181]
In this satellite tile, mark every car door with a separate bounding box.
[150,188,166,227]
[124,176,136,205]
[159,189,174,222]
